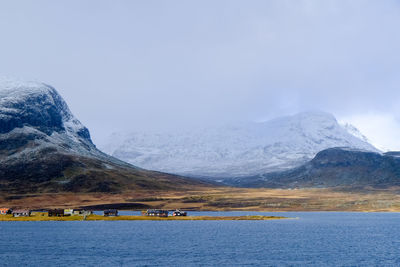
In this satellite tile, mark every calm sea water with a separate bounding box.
[1,212,400,266]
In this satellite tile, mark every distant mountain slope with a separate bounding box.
[234,147,400,189]
[340,122,371,144]
[100,112,378,179]
[0,79,208,194]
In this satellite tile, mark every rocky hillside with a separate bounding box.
[235,147,400,189]
[100,112,378,179]
[0,80,208,194]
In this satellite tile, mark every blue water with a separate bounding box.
[1,212,400,266]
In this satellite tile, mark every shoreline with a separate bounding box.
[0,214,288,221]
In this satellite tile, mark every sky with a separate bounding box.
[0,1,400,150]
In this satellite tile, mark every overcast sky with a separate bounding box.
[1,1,400,150]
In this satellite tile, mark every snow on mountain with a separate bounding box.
[0,78,104,159]
[340,122,371,144]
[100,111,379,179]
[0,79,89,139]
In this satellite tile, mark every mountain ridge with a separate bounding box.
[232,147,400,189]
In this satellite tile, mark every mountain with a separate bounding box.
[235,147,400,189]
[100,111,378,179]
[0,79,207,194]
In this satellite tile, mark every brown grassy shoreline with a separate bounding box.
[0,214,287,221]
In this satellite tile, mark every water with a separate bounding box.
[1,212,400,266]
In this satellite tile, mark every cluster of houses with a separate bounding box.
[47,208,93,217]
[0,208,31,217]
[0,208,97,217]
[0,208,187,218]
[142,209,187,217]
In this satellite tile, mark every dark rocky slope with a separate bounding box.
[231,147,400,189]
[0,80,208,194]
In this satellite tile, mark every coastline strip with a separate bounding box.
[0,215,287,221]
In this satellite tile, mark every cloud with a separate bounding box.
[340,113,400,151]
[0,1,399,148]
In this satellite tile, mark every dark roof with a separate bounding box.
[104,209,118,214]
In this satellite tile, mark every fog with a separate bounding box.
[1,1,400,150]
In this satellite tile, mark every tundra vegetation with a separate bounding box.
[2,186,400,212]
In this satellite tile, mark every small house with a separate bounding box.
[104,209,118,217]
[172,210,187,216]
[143,209,169,217]
[64,209,74,216]
[48,209,65,217]
[12,209,31,217]
[30,210,48,216]
[0,208,12,215]
[73,209,92,216]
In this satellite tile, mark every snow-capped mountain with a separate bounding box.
[100,111,379,179]
[0,79,96,156]
[0,79,205,193]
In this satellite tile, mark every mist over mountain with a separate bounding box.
[100,111,378,179]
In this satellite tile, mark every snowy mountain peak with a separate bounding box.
[279,110,337,121]
[100,111,379,179]
[0,78,90,142]
[0,77,49,93]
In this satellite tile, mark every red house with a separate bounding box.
[0,208,11,215]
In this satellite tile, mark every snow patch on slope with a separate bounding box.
[340,122,372,144]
